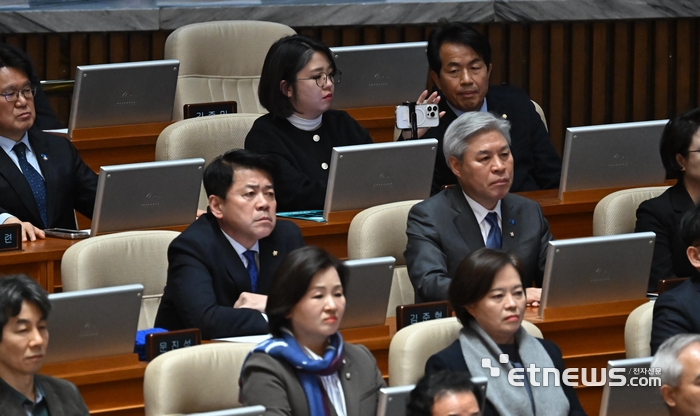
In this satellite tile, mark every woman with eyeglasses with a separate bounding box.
[424,248,586,416]
[239,246,385,415]
[244,35,372,212]
[635,108,700,292]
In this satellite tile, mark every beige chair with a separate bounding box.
[144,342,256,416]
[165,20,296,120]
[61,230,179,330]
[348,200,422,317]
[388,317,543,386]
[155,113,263,210]
[592,186,670,236]
[624,300,655,358]
[531,100,548,132]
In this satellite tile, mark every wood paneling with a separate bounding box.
[3,18,700,153]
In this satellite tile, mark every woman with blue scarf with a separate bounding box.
[239,246,385,415]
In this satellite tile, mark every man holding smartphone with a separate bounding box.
[403,22,561,195]
[0,44,97,242]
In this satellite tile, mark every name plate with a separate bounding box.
[0,223,22,252]
[145,328,201,361]
[183,101,237,119]
[396,301,452,331]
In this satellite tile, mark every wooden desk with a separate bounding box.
[38,305,632,416]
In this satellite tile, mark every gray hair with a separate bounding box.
[651,333,700,387]
[443,112,512,163]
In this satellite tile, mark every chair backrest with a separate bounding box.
[592,186,670,236]
[388,317,543,386]
[165,20,296,120]
[624,301,655,358]
[155,113,263,210]
[348,200,422,317]
[144,342,256,416]
[61,230,179,330]
[531,100,548,132]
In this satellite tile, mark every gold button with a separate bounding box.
[321,163,328,170]
[313,134,320,142]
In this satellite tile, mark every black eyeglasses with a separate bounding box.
[297,71,341,88]
[2,86,36,102]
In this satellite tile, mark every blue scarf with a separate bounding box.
[243,330,345,416]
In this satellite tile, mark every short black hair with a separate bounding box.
[0,43,34,85]
[449,248,524,325]
[427,22,491,76]
[266,246,347,338]
[0,275,51,342]
[681,203,700,248]
[258,34,337,118]
[407,370,482,416]
[659,108,700,179]
[203,149,276,200]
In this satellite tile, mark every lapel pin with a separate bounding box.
[509,219,516,225]
[502,114,508,119]
[345,373,351,380]
[510,232,515,238]
[41,154,48,161]
[272,250,278,257]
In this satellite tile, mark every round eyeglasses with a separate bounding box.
[2,86,37,102]
[297,71,342,88]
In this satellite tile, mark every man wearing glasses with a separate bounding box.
[0,44,97,241]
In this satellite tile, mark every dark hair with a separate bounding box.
[406,370,482,416]
[0,274,51,342]
[659,108,700,179]
[681,203,700,247]
[203,149,276,200]
[266,246,348,338]
[258,34,337,118]
[0,43,34,84]
[449,248,524,325]
[427,21,491,76]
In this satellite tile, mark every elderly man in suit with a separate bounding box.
[0,43,97,242]
[405,111,552,303]
[155,149,305,339]
[0,275,89,416]
[652,334,700,416]
[650,203,700,354]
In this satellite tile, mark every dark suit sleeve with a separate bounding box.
[540,339,587,416]
[66,136,98,219]
[635,200,675,290]
[650,290,691,354]
[240,353,297,415]
[166,236,269,339]
[526,101,561,190]
[535,203,552,288]
[405,201,452,302]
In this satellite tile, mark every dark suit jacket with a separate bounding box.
[240,342,385,416]
[154,213,305,339]
[405,186,552,302]
[0,128,97,229]
[0,374,89,416]
[650,278,700,354]
[417,85,561,194]
[426,338,586,416]
[635,182,699,292]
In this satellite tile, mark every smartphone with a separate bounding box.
[395,103,440,130]
[44,228,90,239]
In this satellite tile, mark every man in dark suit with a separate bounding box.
[651,203,700,354]
[0,43,97,241]
[403,22,561,194]
[0,275,89,416]
[155,150,305,339]
[405,111,552,303]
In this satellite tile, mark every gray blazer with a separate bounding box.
[0,375,89,416]
[239,343,385,416]
[405,186,552,302]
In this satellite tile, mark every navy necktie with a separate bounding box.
[13,143,47,228]
[484,212,502,249]
[243,250,259,293]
